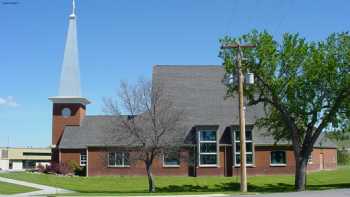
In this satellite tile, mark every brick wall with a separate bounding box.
[87,147,189,177]
[307,148,337,171]
[232,147,337,176]
[60,149,84,166]
[58,146,337,177]
[52,103,85,146]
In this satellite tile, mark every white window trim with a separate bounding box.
[270,163,287,167]
[108,152,130,168]
[270,150,287,166]
[162,153,180,168]
[233,128,255,167]
[80,152,87,166]
[198,130,218,167]
[86,148,89,177]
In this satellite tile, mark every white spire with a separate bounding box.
[58,0,81,97]
[70,0,76,19]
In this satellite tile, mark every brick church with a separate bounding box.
[49,1,337,177]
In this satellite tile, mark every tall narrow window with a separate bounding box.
[233,127,254,166]
[198,130,217,166]
[80,152,87,166]
[108,152,130,167]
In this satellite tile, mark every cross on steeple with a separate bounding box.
[70,0,76,18]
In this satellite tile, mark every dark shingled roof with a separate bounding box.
[59,65,336,149]
[60,116,120,149]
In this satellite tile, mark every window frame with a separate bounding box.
[198,129,218,167]
[232,127,255,167]
[80,152,87,166]
[108,152,130,168]
[163,151,180,168]
[270,150,287,166]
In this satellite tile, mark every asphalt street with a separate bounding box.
[232,189,350,197]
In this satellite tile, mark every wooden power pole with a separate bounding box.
[221,43,256,192]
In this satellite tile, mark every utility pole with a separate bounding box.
[221,43,256,192]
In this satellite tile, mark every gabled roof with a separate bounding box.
[152,65,266,139]
[59,65,336,149]
[60,116,116,149]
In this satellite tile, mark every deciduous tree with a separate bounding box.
[103,79,185,192]
[220,31,350,191]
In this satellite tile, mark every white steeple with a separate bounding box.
[59,0,80,97]
[49,0,90,105]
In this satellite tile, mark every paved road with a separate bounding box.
[232,189,350,197]
[126,189,350,197]
[0,176,71,196]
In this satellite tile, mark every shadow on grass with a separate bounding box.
[157,184,212,192]
[72,182,350,194]
[156,182,295,193]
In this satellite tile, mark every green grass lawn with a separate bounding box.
[0,166,349,195]
[0,181,38,195]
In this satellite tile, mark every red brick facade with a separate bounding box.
[60,149,85,166]
[52,103,86,146]
[86,147,190,176]
[52,103,86,163]
[58,146,337,177]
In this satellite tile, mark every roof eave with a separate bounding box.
[48,96,91,105]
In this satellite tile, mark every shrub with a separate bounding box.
[37,163,46,173]
[67,160,85,176]
[46,163,60,174]
[45,162,73,175]
[76,166,86,176]
[67,160,80,172]
[58,162,72,175]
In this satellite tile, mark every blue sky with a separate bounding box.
[0,0,349,147]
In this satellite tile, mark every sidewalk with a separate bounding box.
[0,177,71,196]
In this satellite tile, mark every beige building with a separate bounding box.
[0,147,51,170]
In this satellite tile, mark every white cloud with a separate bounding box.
[0,96,19,107]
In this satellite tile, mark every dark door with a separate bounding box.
[224,146,233,176]
[188,147,197,177]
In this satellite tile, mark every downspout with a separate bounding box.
[224,146,227,176]
[194,145,197,177]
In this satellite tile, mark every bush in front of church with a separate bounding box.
[41,162,73,175]
[67,160,86,176]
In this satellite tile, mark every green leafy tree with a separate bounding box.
[220,31,350,191]
[327,119,350,145]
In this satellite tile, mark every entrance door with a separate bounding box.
[319,153,324,170]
